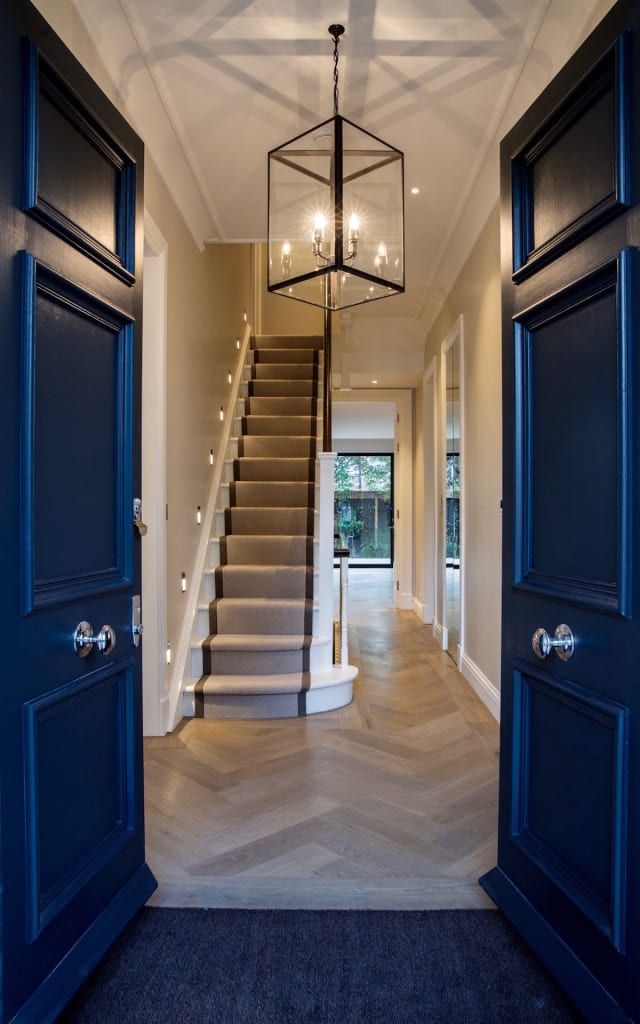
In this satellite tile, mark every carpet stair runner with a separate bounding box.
[188,334,355,719]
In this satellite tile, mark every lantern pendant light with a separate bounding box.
[267,24,405,311]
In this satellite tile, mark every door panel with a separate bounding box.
[512,34,630,281]
[0,3,155,1023]
[513,255,631,614]
[481,1,640,1021]
[24,44,136,282]
[24,257,134,607]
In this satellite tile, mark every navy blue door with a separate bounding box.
[0,3,156,1022]
[481,2,640,1021]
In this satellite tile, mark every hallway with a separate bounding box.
[145,570,499,909]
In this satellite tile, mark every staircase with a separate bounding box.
[182,334,356,719]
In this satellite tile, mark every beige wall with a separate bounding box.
[146,170,252,664]
[32,0,254,710]
[254,244,324,337]
[416,204,502,691]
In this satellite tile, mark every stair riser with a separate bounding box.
[213,601,313,635]
[205,649,311,675]
[249,380,318,397]
[232,458,316,482]
[254,349,318,364]
[253,364,317,380]
[213,566,314,599]
[201,573,318,604]
[223,508,316,536]
[243,416,316,437]
[246,398,317,416]
[238,437,318,458]
[252,335,323,351]
[230,482,314,508]
[207,536,318,571]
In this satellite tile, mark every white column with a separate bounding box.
[317,452,336,652]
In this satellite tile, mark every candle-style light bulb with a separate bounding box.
[312,213,327,262]
[347,213,360,260]
[281,241,292,277]
[374,241,388,273]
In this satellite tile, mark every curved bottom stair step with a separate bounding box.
[183,665,357,720]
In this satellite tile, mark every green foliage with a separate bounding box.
[334,454,391,494]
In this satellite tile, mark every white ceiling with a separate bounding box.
[67,0,611,385]
[107,0,549,320]
[333,401,396,439]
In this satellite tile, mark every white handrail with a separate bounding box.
[168,322,252,731]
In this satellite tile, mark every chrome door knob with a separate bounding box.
[532,624,574,661]
[74,621,117,657]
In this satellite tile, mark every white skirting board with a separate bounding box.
[412,597,433,624]
[396,591,413,611]
[460,652,500,722]
[433,619,446,649]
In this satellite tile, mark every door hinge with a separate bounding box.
[396,580,400,591]
[131,594,143,647]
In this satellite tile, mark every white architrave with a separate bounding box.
[142,211,168,735]
[439,316,465,671]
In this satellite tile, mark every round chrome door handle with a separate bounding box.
[73,622,117,657]
[532,624,574,661]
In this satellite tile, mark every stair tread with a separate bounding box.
[186,665,357,696]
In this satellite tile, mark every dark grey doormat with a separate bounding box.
[58,908,584,1024]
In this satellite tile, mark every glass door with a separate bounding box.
[334,454,393,566]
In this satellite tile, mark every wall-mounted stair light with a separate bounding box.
[227,370,232,385]
[209,449,214,465]
[166,642,172,665]
[181,572,187,593]
[267,24,404,311]
[243,310,248,323]
[219,406,224,422]
[196,506,202,525]
[236,338,241,350]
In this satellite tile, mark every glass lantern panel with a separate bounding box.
[275,274,331,309]
[268,120,335,289]
[341,119,404,288]
[278,270,397,310]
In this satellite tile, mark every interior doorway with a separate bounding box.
[334,453,394,567]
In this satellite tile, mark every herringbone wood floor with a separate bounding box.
[145,570,499,909]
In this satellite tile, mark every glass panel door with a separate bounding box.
[335,454,393,566]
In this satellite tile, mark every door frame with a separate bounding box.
[422,356,438,626]
[332,389,413,609]
[334,451,395,568]
[438,316,465,669]
[141,211,168,736]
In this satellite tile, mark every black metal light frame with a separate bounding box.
[267,25,405,312]
[267,115,405,310]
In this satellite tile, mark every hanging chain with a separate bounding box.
[328,25,344,117]
[333,32,340,116]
